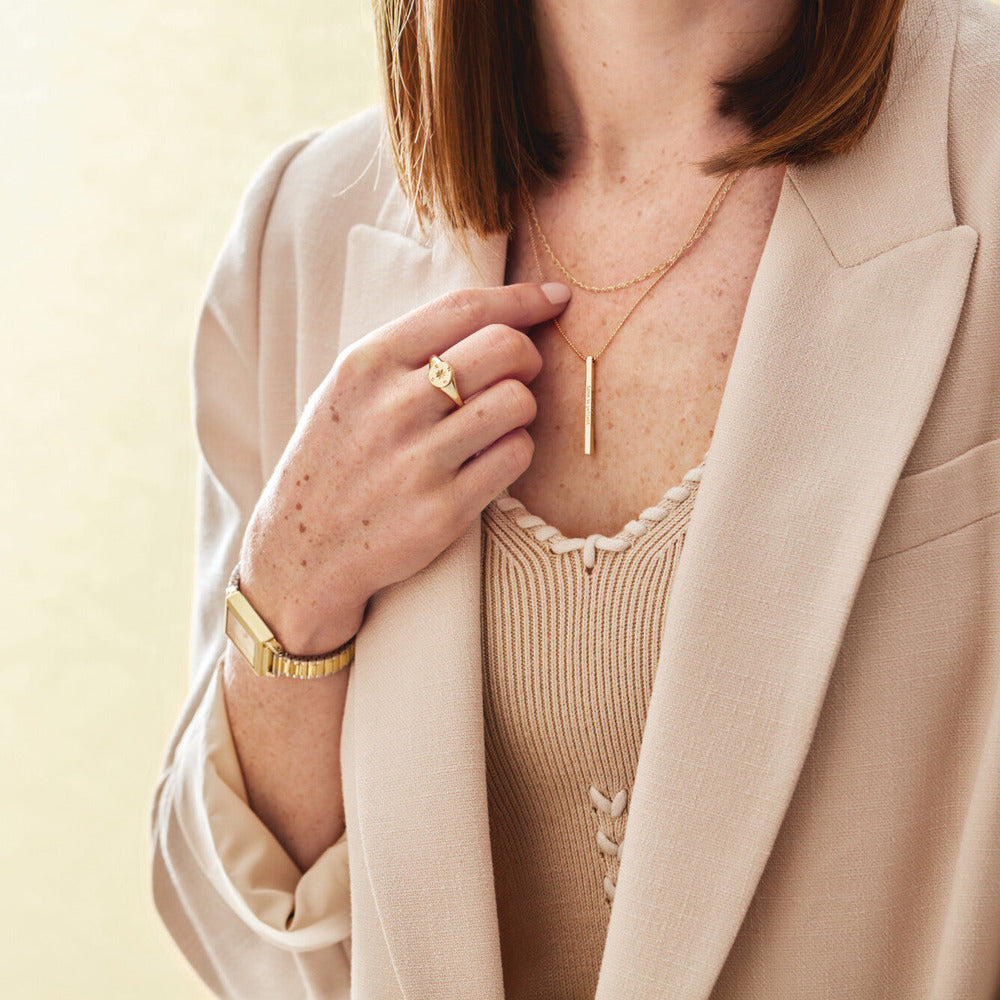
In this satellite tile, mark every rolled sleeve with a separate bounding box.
[150,126,352,999]
[170,656,352,951]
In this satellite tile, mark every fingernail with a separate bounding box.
[541,282,571,304]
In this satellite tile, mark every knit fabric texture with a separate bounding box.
[479,455,707,999]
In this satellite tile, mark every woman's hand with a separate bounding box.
[238,280,572,655]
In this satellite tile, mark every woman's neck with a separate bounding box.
[530,0,800,185]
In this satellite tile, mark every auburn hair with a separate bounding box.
[373,0,906,257]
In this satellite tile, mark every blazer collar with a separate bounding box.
[338,0,978,995]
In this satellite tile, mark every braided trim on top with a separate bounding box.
[492,459,706,570]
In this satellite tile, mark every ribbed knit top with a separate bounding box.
[479,452,708,1000]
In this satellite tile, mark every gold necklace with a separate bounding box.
[521,169,741,453]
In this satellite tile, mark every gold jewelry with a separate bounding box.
[428,354,464,408]
[224,566,356,678]
[521,170,741,453]
[523,169,742,292]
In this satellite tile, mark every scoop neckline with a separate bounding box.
[486,451,709,549]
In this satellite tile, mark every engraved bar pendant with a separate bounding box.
[584,355,594,454]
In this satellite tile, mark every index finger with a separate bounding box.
[387,281,572,369]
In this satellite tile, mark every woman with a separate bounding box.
[151,0,1000,995]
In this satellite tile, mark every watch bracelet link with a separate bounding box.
[225,564,357,678]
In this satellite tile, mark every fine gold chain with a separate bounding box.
[526,215,669,364]
[523,170,742,364]
[520,169,742,453]
[522,169,742,292]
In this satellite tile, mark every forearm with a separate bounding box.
[221,637,353,873]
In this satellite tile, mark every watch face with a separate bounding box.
[225,603,258,668]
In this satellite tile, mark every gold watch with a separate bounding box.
[224,566,356,678]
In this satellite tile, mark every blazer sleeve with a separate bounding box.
[149,132,352,1000]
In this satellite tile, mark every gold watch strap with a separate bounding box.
[225,566,356,678]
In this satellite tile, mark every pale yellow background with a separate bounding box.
[0,2,377,997]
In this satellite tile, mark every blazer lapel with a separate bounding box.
[337,217,510,999]
[595,0,977,995]
[337,0,977,996]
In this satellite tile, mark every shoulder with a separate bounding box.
[950,0,1000,121]
[948,0,1000,182]
[945,0,1000,240]
[206,104,394,319]
[952,0,1000,67]
[259,104,396,255]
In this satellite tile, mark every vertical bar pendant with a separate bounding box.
[584,355,594,455]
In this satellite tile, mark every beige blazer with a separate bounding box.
[150,0,1000,995]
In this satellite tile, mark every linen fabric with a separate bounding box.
[149,0,1000,996]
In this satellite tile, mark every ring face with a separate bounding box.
[428,354,463,406]
[428,355,454,389]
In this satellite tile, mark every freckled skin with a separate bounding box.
[501,159,784,538]
[225,281,579,873]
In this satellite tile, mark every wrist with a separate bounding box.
[235,559,368,660]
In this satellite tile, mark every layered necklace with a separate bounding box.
[520,168,742,454]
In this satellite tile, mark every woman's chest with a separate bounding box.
[499,167,783,540]
[502,236,764,537]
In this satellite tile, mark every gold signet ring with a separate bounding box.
[428,355,464,408]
